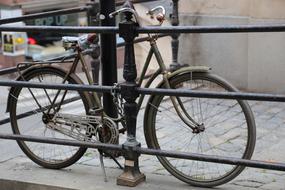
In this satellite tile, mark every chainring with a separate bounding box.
[48,113,119,145]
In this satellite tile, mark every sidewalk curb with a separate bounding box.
[0,157,216,190]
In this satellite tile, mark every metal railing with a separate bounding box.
[1,0,285,187]
[0,80,285,172]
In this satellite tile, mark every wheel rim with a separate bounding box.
[10,69,89,167]
[146,73,255,186]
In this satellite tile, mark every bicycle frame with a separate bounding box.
[9,36,202,131]
[72,37,201,130]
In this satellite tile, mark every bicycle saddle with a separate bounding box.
[62,34,98,50]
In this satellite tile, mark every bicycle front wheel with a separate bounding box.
[144,72,256,187]
[9,66,92,169]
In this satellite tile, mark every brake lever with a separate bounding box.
[109,7,141,26]
[146,6,166,25]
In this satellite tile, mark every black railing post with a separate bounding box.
[87,1,100,84]
[99,0,118,118]
[116,1,146,187]
[169,0,181,71]
[89,39,100,85]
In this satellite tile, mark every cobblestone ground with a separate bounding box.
[0,81,285,189]
[77,100,285,190]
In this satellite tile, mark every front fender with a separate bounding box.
[169,66,210,80]
[145,65,211,107]
[158,66,211,88]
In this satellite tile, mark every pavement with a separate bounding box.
[0,74,285,190]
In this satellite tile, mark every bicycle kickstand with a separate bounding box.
[99,151,108,182]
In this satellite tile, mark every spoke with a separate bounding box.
[37,75,56,113]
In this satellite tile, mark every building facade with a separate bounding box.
[179,0,285,93]
[0,0,87,69]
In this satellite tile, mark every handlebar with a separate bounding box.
[109,6,166,27]
[109,7,142,26]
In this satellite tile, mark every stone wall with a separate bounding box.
[179,0,285,93]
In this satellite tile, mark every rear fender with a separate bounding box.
[159,66,210,88]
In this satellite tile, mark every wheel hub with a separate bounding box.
[42,114,54,124]
[192,123,205,134]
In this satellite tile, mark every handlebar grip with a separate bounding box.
[146,6,166,24]
[156,13,165,23]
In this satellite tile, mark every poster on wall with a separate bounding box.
[2,32,14,54]
[1,32,27,56]
[0,8,27,56]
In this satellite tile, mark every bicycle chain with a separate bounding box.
[111,83,125,118]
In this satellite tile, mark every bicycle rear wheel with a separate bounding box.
[9,66,92,169]
[144,72,256,187]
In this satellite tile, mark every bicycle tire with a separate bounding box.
[9,66,92,169]
[144,72,256,187]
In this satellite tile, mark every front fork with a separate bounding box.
[161,71,205,134]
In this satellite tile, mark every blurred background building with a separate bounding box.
[1,0,284,92]
[0,0,89,68]
[179,0,285,93]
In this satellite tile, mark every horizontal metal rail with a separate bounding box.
[0,26,118,34]
[137,25,285,33]
[1,80,285,102]
[137,87,285,102]
[3,24,285,34]
[0,133,284,171]
[0,133,122,151]
[138,147,285,172]
[116,0,160,6]
[0,6,91,25]
[0,80,114,93]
